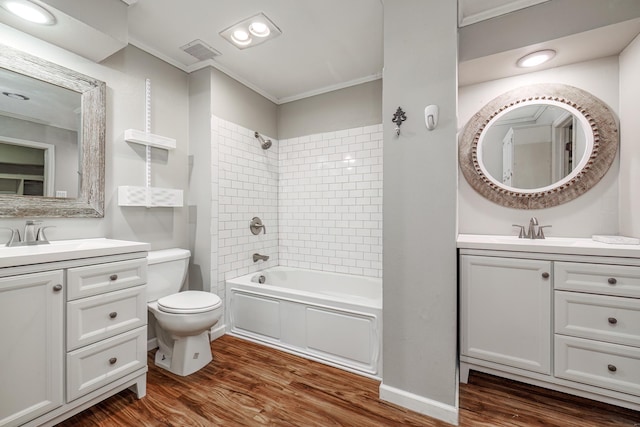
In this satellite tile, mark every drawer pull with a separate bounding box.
[52,284,63,292]
[608,317,617,325]
[109,274,118,281]
[109,357,118,365]
[109,311,118,319]
[541,272,550,279]
[607,364,617,372]
[608,277,617,285]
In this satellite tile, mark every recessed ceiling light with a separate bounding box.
[249,21,270,38]
[516,49,556,68]
[2,91,30,100]
[0,0,56,25]
[219,12,281,50]
[231,29,252,46]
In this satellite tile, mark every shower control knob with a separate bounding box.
[250,217,266,235]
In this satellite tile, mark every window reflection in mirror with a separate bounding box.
[478,104,589,190]
[0,67,81,199]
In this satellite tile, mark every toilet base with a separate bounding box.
[154,330,213,376]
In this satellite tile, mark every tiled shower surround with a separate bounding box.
[279,126,383,278]
[211,116,383,301]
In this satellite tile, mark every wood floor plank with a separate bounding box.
[57,335,640,427]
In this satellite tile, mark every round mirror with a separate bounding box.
[459,84,618,209]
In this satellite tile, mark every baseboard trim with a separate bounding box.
[147,337,158,352]
[379,383,458,426]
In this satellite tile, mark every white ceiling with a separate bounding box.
[126,0,383,104]
[123,0,640,103]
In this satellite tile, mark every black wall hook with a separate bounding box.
[392,107,406,136]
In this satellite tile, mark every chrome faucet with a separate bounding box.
[2,221,53,246]
[526,217,539,239]
[253,253,269,262]
[23,220,39,243]
[513,217,551,239]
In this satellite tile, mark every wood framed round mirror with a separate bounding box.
[458,83,618,209]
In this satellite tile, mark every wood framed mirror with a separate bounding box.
[0,44,105,218]
[459,83,618,209]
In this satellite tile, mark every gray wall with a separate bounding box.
[278,79,382,139]
[381,0,458,422]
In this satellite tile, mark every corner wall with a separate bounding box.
[381,1,459,423]
[619,34,640,238]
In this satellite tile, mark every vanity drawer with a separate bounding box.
[67,285,147,351]
[555,335,640,396]
[554,262,640,298]
[555,291,640,347]
[66,326,147,402]
[67,258,147,300]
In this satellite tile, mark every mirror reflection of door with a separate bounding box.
[0,138,54,196]
[502,129,513,186]
[483,104,587,190]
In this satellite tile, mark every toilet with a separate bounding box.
[146,248,222,376]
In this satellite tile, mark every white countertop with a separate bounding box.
[0,238,150,268]
[457,234,640,258]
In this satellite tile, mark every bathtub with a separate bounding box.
[225,266,382,378]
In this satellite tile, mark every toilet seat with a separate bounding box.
[157,291,221,314]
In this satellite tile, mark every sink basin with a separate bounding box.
[0,238,150,269]
[457,234,640,257]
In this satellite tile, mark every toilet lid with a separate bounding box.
[157,291,221,314]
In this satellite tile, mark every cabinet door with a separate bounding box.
[461,255,552,374]
[0,271,64,427]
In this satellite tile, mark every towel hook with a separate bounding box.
[392,107,407,136]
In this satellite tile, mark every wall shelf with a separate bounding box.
[118,186,183,207]
[124,129,176,150]
[118,79,183,208]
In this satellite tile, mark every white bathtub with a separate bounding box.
[225,266,382,378]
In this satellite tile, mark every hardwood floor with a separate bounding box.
[58,335,640,426]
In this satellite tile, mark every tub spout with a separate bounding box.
[253,253,269,262]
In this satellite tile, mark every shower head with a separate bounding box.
[254,131,272,150]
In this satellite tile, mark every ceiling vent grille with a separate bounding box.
[179,39,221,61]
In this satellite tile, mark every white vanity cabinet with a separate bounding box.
[0,271,64,427]
[460,256,552,375]
[0,239,149,427]
[458,234,640,412]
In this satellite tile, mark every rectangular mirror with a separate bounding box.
[0,44,105,217]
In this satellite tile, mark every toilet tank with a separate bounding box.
[146,248,190,302]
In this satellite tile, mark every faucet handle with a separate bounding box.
[512,224,525,239]
[536,225,552,239]
[36,226,55,243]
[1,227,20,246]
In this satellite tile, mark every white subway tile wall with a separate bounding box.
[212,117,279,305]
[279,125,383,278]
[211,116,383,296]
